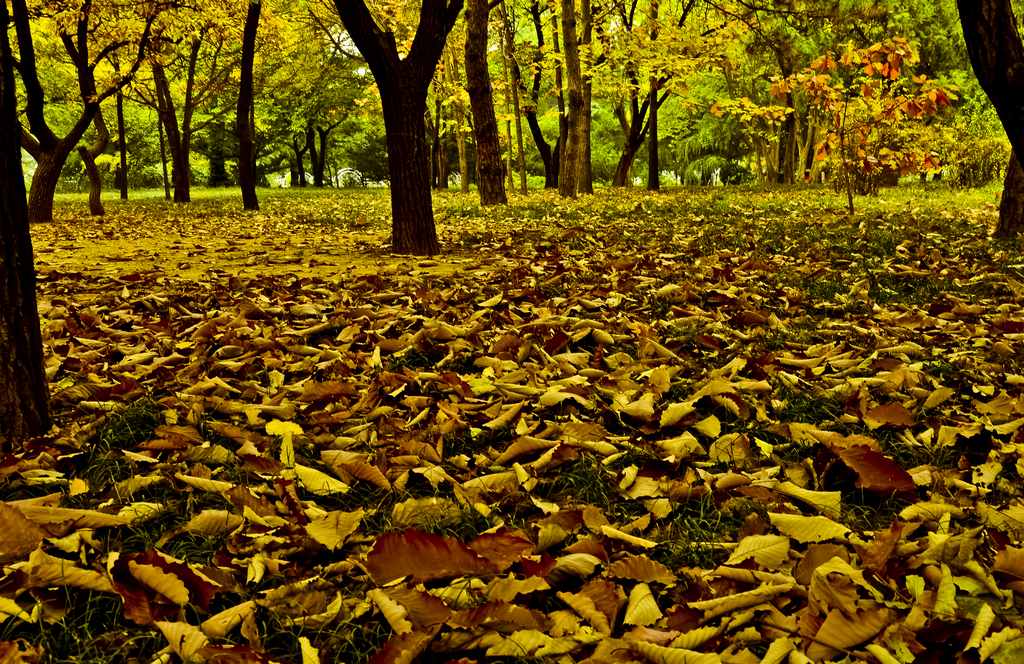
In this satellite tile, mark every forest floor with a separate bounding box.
[3,184,1024,663]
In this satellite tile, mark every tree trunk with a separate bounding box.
[158,114,170,200]
[465,0,507,206]
[613,138,642,187]
[0,0,49,445]
[78,146,104,215]
[316,126,332,188]
[776,96,798,185]
[27,152,69,224]
[499,4,528,195]
[647,84,659,191]
[207,120,229,187]
[997,151,1024,238]
[522,2,558,188]
[116,89,128,200]
[382,92,439,254]
[152,43,198,204]
[237,0,260,209]
[77,109,111,216]
[550,5,569,181]
[577,0,593,194]
[559,0,583,198]
[957,0,1024,237]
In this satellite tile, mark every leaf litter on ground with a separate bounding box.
[2,186,1024,662]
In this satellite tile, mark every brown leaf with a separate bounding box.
[831,445,915,493]
[0,504,45,563]
[364,530,497,584]
[864,402,915,429]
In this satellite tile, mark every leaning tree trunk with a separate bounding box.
[465,0,507,206]
[613,135,643,187]
[0,0,49,444]
[382,91,439,254]
[997,151,1024,238]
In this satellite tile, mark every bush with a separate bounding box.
[944,135,1009,189]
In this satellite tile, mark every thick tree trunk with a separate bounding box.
[997,151,1024,238]
[27,152,68,224]
[382,92,439,254]
[958,0,1024,237]
[116,89,128,200]
[238,0,260,209]
[465,0,507,206]
[0,0,49,445]
[776,97,798,185]
[559,0,583,198]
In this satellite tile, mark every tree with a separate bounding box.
[559,0,584,198]
[465,0,508,205]
[14,0,158,223]
[957,0,1024,239]
[1,0,49,445]
[333,1,464,255]
[238,0,261,210]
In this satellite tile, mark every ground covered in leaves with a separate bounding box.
[3,185,1024,663]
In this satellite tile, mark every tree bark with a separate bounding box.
[116,89,128,200]
[238,0,260,209]
[521,3,557,187]
[997,151,1024,238]
[158,114,170,199]
[152,39,200,204]
[958,0,1024,237]
[549,5,569,182]
[465,0,507,205]
[77,108,111,216]
[613,136,642,187]
[316,126,333,188]
[499,4,528,195]
[577,0,593,194]
[0,0,49,445]
[559,0,583,198]
[333,0,462,254]
[647,0,660,191]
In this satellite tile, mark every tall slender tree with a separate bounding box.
[465,0,508,205]
[238,0,261,211]
[559,0,584,198]
[1,0,49,445]
[958,0,1024,238]
[333,1,464,255]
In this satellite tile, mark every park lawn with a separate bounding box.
[3,184,1024,662]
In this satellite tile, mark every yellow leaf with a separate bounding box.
[201,600,256,638]
[808,606,892,660]
[299,637,320,664]
[129,561,190,605]
[725,534,790,569]
[629,640,722,664]
[768,512,850,543]
[775,482,842,518]
[967,602,995,649]
[693,415,721,438]
[600,525,658,549]
[183,510,243,537]
[155,621,209,661]
[368,589,413,634]
[924,387,955,410]
[305,509,363,549]
[624,583,662,626]
[660,401,696,428]
[294,464,349,495]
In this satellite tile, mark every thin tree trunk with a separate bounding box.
[465,0,507,205]
[549,4,568,176]
[499,5,528,195]
[316,126,332,188]
[0,0,49,444]
[238,0,260,209]
[647,0,660,191]
[997,151,1024,238]
[116,89,128,200]
[158,113,170,199]
[522,2,557,187]
[77,109,111,216]
[559,0,583,198]
[613,139,642,187]
[578,0,593,194]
